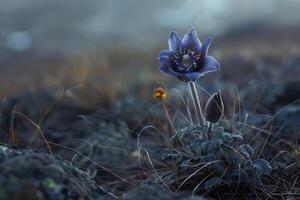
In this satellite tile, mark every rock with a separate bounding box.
[0,90,92,147]
[122,183,208,200]
[0,145,116,200]
[61,111,136,167]
[122,183,172,200]
[274,106,300,139]
[113,96,157,133]
[271,81,300,109]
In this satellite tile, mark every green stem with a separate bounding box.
[188,81,205,127]
[208,123,213,140]
[162,102,176,136]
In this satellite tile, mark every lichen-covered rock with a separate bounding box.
[122,183,172,200]
[62,111,137,168]
[113,96,162,132]
[0,145,116,200]
[0,90,93,147]
[274,106,300,139]
[122,183,207,200]
[271,81,300,109]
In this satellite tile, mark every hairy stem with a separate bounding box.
[162,102,176,136]
[188,81,205,127]
[208,123,213,140]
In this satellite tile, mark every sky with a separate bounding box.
[1,0,300,58]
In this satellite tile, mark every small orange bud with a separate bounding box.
[154,87,167,101]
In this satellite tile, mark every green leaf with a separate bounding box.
[204,177,224,190]
[238,144,254,160]
[253,159,272,175]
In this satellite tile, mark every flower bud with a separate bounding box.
[205,91,224,123]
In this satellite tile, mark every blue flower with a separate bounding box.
[158,28,220,82]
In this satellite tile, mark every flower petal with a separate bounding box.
[182,28,202,53]
[168,32,182,53]
[158,50,173,66]
[200,56,220,74]
[200,37,212,56]
[159,65,176,76]
[159,65,185,80]
[183,72,202,82]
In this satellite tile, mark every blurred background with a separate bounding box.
[1,0,300,100]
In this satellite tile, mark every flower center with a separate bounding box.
[182,54,193,67]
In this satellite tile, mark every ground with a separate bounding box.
[0,27,300,199]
